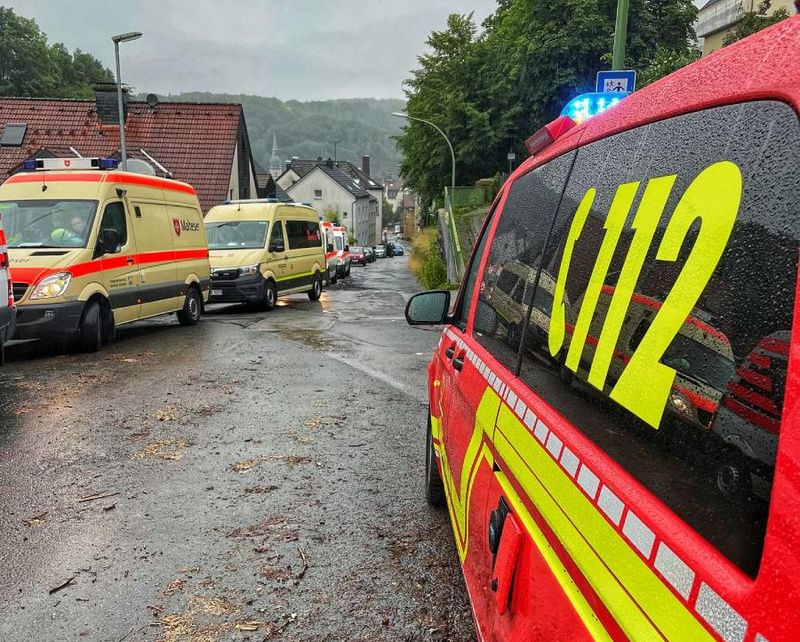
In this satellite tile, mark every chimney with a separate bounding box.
[325,158,334,169]
[285,160,292,170]
[94,82,129,125]
[361,155,371,178]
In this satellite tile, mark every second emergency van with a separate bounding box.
[205,200,326,309]
[0,158,210,352]
[406,17,800,642]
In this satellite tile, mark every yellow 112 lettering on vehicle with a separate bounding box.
[550,160,742,428]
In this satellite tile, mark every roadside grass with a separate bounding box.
[409,226,448,290]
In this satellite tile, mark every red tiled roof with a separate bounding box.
[0,98,244,211]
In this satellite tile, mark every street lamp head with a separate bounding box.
[392,112,409,119]
[112,32,143,44]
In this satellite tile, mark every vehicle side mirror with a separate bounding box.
[344,245,350,252]
[405,291,450,326]
[100,228,122,254]
[270,241,285,253]
[474,300,499,335]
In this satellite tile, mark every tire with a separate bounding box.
[260,279,277,311]
[177,286,202,326]
[345,263,351,277]
[714,451,753,499]
[307,272,322,301]
[426,415,446,509]
[330,273,338,285]
[78,300,104,352]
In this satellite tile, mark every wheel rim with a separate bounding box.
[717,463,740,494]
[314,279,321,296]
[267,286,275,305]
[188,294,199,319]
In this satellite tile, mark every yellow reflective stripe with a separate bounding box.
[495,471,614,642]
[430,413,443,441]
[495,404,715,641]
[436,388,501,561]
[275,270,315,282]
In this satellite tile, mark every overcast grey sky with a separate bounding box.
[8,1,499,101]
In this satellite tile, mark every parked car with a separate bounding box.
[393,243,404,256]
[375,245,386,259]
[385,242,396,258]
[205,201,325,309]
[405,18,800,642]
[1,157,209,352]
[364,246,375,263]
[349,246,368,266]
[0,208,15,364]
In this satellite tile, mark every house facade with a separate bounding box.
[696,0,795,55]
[0,86,258,212]
[283,160,378,246]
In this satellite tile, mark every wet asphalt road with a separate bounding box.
[0,252,474,642]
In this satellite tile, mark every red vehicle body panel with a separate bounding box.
[426,17,800,642]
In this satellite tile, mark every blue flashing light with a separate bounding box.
[560,91,630,125]
[99,158,119,170]
[22,160,37,171]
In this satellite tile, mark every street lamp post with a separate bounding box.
[392,112,455,193]
[112,31,142,171]
[611,0,630,70]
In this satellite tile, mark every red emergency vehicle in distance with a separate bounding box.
[0,213,15,364]
[406,16,800,642]
[321,220,350,283]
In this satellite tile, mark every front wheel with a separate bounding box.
[177,287,202,326]
[426,415,446,509]
[307,273,322,301]
[260,279,277,311]
[78,300,104,352]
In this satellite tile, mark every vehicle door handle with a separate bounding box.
[445,345,455,359]
[453,356,464,371]
[126,256,134,265]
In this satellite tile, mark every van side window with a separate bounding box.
[99,201,127,247]
[270,221,285,251]
[517,100,800,577]
[472,151,574,372]
[286,220,321,250]
[452,212,491,331]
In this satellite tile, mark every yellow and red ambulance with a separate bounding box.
[0,158,210,351]
[406,17,800,642]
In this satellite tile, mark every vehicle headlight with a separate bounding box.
[668,391,696,420]
[30,272,72,300]
[238,264,259,277]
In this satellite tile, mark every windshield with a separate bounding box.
[351,246,363,253]
[663,333,736,391]
[206,221,268,249]
[0,200,97,249]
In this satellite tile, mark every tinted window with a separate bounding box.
[519,101,800,576]
[473,151,574,372]
[452,200,494,330]
[286,219,322,250]
[99,202,127,247]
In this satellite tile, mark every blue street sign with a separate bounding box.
[596,70,636,94]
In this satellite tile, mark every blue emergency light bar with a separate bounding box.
[560,91,630,125]
[21,157,119,171]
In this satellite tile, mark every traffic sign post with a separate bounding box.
[596,70,636,94]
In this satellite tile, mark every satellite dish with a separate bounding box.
[126,158,156,176]
[146,93,159,109]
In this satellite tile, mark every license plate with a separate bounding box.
[211,289,222,296]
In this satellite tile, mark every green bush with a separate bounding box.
[409,227,449,290]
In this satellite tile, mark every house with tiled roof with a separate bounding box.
[284,158,378,246]
[696,0,795,55]
[0,86,258,212]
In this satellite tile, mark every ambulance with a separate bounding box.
[205,200,326,308]
[405,18,800,642]
[0,158,210,352]
[321,220,351,282]
[0,210,15,363]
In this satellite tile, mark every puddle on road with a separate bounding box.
[274,327,332,351]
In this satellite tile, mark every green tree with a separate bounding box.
[723,0,791,46]
[0,6,113,98]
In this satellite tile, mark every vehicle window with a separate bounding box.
[472,151,575,372]
[0,199,97,248]
[99,201,127,247]
[451,200,495,331]
[286,219,322,250]
[334,235,344,251]
[206,221,268,249]
[519,100,800,577]
[270,220,284,250]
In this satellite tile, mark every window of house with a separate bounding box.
[314,189,323,199]
[1,123,27,147]
[517,101,800,577]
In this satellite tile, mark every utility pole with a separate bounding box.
[612,0,630,70]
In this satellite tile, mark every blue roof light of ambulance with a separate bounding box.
[99,158,119,170]
[22,160,37,171]
[560,91,630,125]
